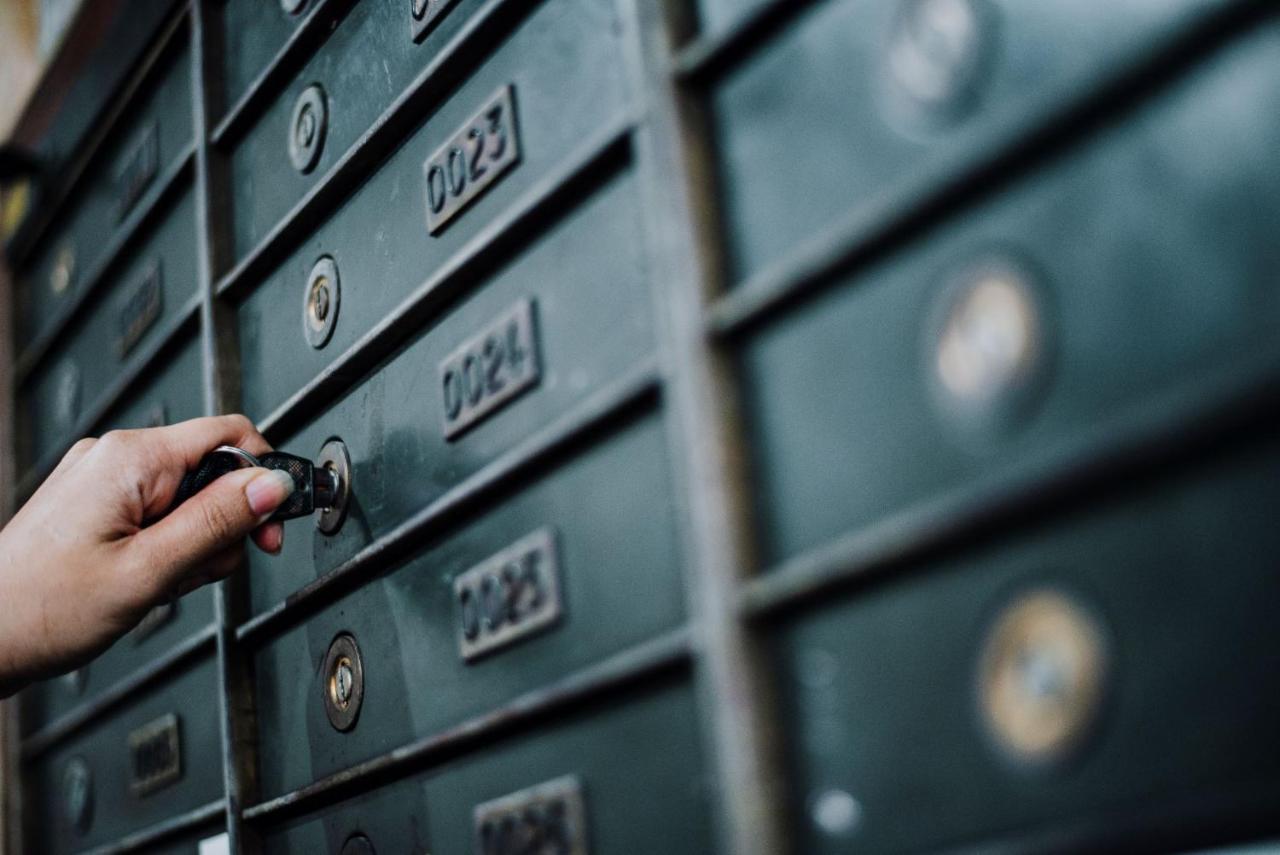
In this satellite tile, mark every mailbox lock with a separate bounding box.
[315,438,353,534]
[50,242,76,295]
[341,833,376,855]
[928,255,1047,435]
[977,588,1108,768]
[884,0,995,127]
[62,756,93,834]
[288,84,328,174]
[323,633,365,732]
[303,256,340,349]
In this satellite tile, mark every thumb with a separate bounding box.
[130,468,295,594]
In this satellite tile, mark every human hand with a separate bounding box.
[0,415,295,696]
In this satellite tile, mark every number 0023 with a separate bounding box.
[423,85,520,234]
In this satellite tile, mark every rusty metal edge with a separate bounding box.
[241,628,692,826]
[192,0,259,851]
[615,2,793,855]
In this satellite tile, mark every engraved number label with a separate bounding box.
[440,298,539,440]
[115,123,159,222]
[473,776,588,855]
[455,528,562,661]
[117,262,164,357]
[128,713,182,797]
[423,85,520,234]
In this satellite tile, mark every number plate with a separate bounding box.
[115,122,159,222]
[473,776,588,855]
[439,298,540,440]
[455,528,562,661]
[117,262,164,357]
[423,85,520,234]
[128,713,182,797]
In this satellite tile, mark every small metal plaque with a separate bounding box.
[423,85,520,235]
[115,122,159,222]
[473,776,588,855]
[131,601,177,643]
[455,528,563,662]
[411,0,462,42]
[118,262,164,357]
[440,298,540,440]
[128,713,182,797]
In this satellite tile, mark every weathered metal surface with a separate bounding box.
[7,0,1280,853]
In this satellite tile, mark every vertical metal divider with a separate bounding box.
[0,263,20,855]
[617,2,791,854]
[190,2,261,852]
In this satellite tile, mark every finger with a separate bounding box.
[128,467,295,596]
[150,414,274,470]
[251,521,284,555]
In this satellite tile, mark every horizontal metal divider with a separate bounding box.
[75,797,226,855]
[257,111,638,441]
[16,143,198,385]
[935,779,1280,855]
[238,356,663,645]
[704,0,1273,340]
[210,0,358,148]
[20,623,218,761]
[241,627,692,826]
[741,340,1280,621]
[17,291,203,502]
[7,2,192,270]
[215,0,544,302]
[672,0,823,84]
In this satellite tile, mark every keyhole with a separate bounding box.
[331,656,354,709]
[296,106,316,148]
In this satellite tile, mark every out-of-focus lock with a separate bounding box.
[341,833,377,855]
[323,633,365,732]
[928,255,1048,436]
[977,588,1110,767]
[288,84,328,175]
[61,756,93,835]
[884,0,997,128]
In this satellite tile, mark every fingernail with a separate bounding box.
[246,469,296,518]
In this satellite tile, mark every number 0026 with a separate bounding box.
[423,85,520,234]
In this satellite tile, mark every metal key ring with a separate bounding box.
[211,445,262,468]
